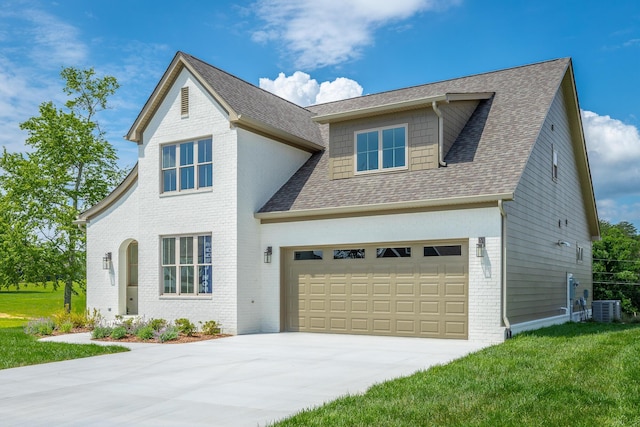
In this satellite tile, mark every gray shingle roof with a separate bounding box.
[259,58,571,214]
[180,53,324,147]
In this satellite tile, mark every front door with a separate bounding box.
[126,242,138,315]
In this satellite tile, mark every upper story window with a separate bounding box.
[161,138,212,193]
[355,124,408,173]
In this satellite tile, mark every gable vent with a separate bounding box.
[181,87,189,116]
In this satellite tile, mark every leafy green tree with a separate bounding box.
[0,67,122,311]
[593,220,640,313]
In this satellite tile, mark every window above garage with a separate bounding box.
[355,124,408,174]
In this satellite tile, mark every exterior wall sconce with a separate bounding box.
[476,237,485,257]
[264,246,273,263]
[102,252,112,270]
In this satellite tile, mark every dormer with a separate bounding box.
[312,93,494,180]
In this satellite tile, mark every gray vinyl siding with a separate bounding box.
[504,75,593,324]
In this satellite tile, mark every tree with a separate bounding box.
[0,67,122,311]
[593,220,640,313]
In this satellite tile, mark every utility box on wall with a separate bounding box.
[592,300,621,322]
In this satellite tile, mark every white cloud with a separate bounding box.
[259,71,363,106]
[582,110,640,198]
[251,0,459,69]
[25,9,88,68]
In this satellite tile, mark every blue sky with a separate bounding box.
[1,0,640,228]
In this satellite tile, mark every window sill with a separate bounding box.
[160,188,213,198]
[159,295,213,300]
[354,166,408,176]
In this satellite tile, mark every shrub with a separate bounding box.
[156,326,179,343]
[175,318,196,336]
[200,320,221,335]
[149,318,167,332]
[59,321,74,333]
[24,318,56,336]
[91,326,113,339]
[51,310,88,329]
[136,325,155,341]
[85,308,103,330]
[110,326,128,340]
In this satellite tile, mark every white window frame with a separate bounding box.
[354,124,409,175]
[160,234,212,297]
[161,137,212,194]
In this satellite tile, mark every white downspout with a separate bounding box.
[499,199,512,338]
[432,101,447,167]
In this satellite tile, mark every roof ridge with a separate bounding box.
[179,51,314,114]
[310,57,571,109]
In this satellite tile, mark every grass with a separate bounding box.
[0,284,86,326]
[0,326,127,369]
[273,322,640,426]
[0,285,128,370]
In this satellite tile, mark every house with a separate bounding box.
[76,52,599,342]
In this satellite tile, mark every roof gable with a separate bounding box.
[126,52,324,151]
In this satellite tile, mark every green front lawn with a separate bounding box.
[0,326,127,369]
[274,322,640,426]
[0,285,128,369]
[0,285,86,323]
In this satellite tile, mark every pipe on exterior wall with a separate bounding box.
[432,101,447,167]
[499,199,512,338]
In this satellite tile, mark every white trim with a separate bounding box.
[354,123,409,175]
[510,310,591,336]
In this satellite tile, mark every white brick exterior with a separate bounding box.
[260,208,505,342]
[86,68,311,334]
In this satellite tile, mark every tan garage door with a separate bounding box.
[283,241,468,339]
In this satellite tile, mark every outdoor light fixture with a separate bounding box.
[264,246,273,263]
[102,252,112,270]
[557,240,571,247]
[476,237,485,257]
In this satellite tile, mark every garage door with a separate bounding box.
[283,241,468,339]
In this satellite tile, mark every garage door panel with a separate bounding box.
[310,284,326,295]
[373,283,391,295]
[373,300,391,313]
[351,283,368,295]
[373,319,391,332]
[330,283,346,295]
[420,321,440,333]
[330,300,346,312]
[309,317,327,330]
[420,282,439,295]
[351,300,369,312]
[286,241,467,339]
[445,283,466,296]
[330,318,347,330]
[351,318,369,331]
[396,320,416,334]
[309,299,325,311]
[396,300,415,314]
[445,301,466,314]
[396,283,415,295]
[420,301,440,314]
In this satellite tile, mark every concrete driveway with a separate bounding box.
[0,333,489,426]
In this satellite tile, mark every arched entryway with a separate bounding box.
[125,241,138,315]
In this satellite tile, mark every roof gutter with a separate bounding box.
[432,100,447,167]
[499,199,512,338]
[256,192,514,222]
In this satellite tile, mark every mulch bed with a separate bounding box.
[51,328,231,344]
